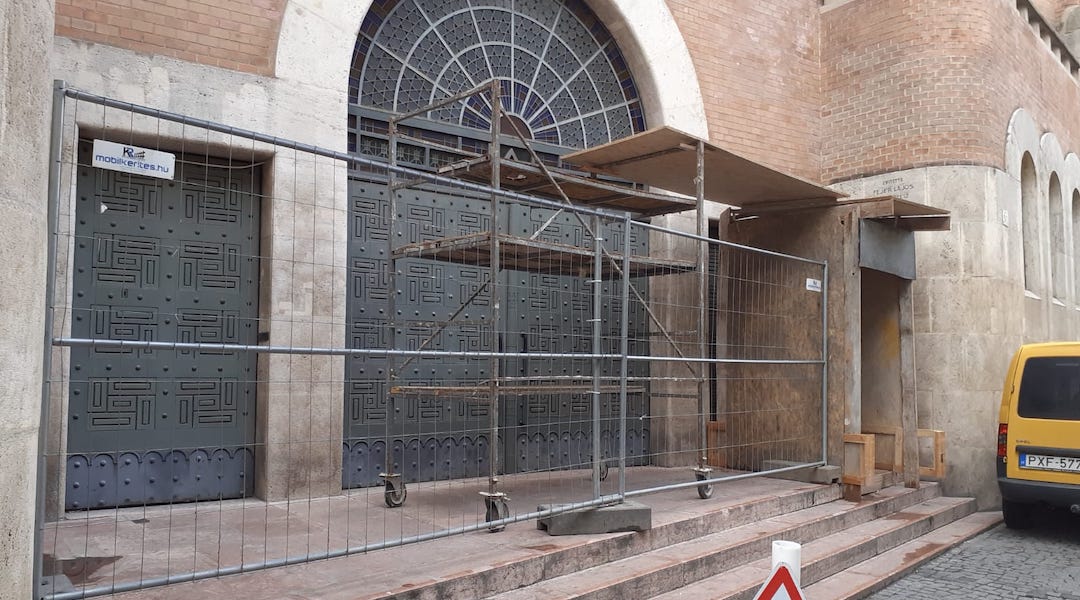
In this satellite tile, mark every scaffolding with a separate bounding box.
[373,80,721,520]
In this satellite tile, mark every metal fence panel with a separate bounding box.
[36,85,828,600]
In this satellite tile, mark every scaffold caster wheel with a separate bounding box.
[484,495,509,533]
[384,480,407,508]
[695,471,713,500]
[599,461,610,482]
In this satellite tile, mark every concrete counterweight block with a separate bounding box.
[762,460,842,484]
[536,501,652,535]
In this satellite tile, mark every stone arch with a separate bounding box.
[1005,108,1041,178]
[1005,111,1080,302]
[1039,132,1080,306]
[1050,171,1066,300]
[587,0,707,137]
[1042,133,1066,301]
[273,0,708,142]
[1072,186,1080,304]
[1064,152,1080,306]
[1007,109,1045,294]
[1021,151,1041,294]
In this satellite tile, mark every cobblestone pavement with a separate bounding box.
[868,508,1080,599]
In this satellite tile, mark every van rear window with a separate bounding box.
[1018,357,1080,420]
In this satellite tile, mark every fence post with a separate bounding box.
[618,213,631,498]
[34,79,67,600]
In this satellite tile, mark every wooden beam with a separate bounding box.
[899,281,920,488]
[842,433,875,485]
[918,429,946,478]
[862,425,903,473]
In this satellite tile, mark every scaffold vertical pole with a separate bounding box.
[381,115,406,508]
[482,78,509,530]
[821,261,830,465]
[694,138,713,499]
[618,213,631,498]
[591,214,603,499]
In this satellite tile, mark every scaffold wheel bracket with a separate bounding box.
[481,492,509,533]
[381,473,407,508]
[694,466,713,500]
[588,454,610,481]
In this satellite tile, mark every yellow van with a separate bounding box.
[997,343,1080,528]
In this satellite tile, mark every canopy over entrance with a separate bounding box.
[563,126,844,208]
[731,195,951,232]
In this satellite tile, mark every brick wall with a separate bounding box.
[53,0,1080,186]
[55,0,285,75]
[667,0,822,182]
[822,0,1080,183]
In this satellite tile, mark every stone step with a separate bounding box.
[354,479,844,600]
[485,483,941,600]
[649,495,976,600]
[803,511,1003,599]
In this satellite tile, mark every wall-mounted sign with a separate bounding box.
[805,278,822,293]
[92,139,175,180]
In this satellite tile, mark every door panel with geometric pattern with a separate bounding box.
[343,180,649,488]
[343,181,495,488]
[501,206,651,475]
[66,142,260,510]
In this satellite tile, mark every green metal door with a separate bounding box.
[66,142,260,510]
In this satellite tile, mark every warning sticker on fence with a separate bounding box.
[92,139,175,180]
[805,278,822,293]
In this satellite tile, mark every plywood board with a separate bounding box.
[563,126,843,207]
[437,156,696,215]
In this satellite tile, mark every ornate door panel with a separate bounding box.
[501,207,650,475]
[66,142,260,510]
[345,0,653,487]
[343,183,650,488]
[344,182,495,487]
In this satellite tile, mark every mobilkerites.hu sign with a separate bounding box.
[92,139,176,180]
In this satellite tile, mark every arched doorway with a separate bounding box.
[343,0,650,489]
[347,0,645,156]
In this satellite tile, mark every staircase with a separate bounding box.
[479,482,999,600]
[97,478,1000,600]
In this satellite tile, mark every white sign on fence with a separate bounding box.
[92,139,175,180]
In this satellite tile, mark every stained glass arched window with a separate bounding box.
[348,0,645,160]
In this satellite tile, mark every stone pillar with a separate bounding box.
[0,1,54,598]
[255,157,348,501]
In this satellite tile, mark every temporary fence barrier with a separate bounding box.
[35,82,827,599]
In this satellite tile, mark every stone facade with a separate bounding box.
[7,0,1080,594]
[822,1,1080,508]
[0,2,54,599]
[42,0,712,507]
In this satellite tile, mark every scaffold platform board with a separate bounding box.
[392,231,696,278]
[437,156,696,216]
[390,383,647,399]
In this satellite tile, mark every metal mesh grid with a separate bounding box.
[36,85,827,600]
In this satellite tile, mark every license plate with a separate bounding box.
[1019,453,1080,473]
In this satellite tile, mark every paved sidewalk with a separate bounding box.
[868,508,1080,599]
